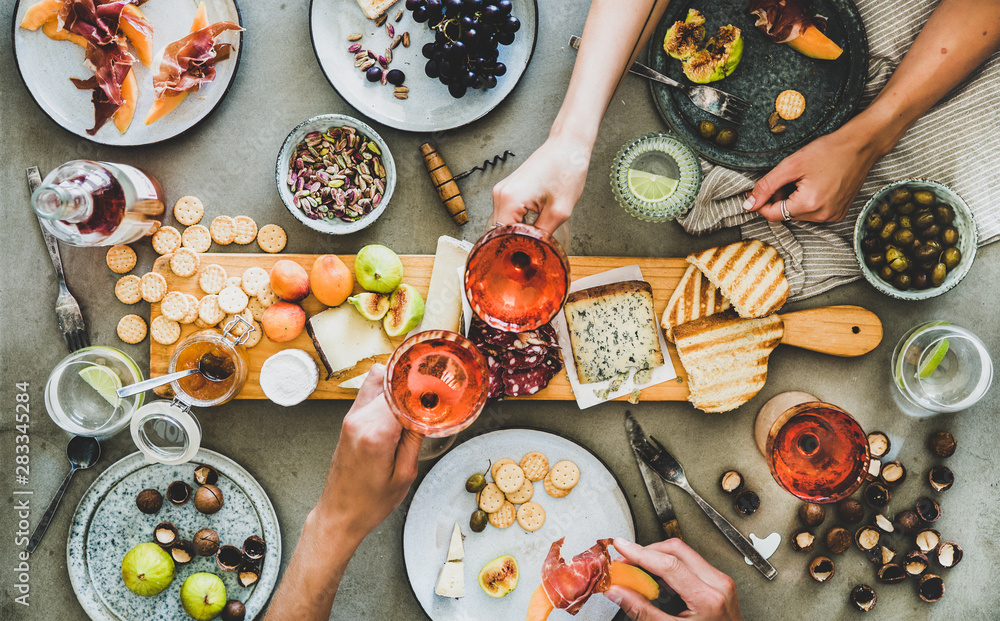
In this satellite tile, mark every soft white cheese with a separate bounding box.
[446,522,464,562]
[434,560,464,598]
[259,349,319,406]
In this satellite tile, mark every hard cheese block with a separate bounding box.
[564,280,665,384]
[307,305,394,379]
[418,235,472,333]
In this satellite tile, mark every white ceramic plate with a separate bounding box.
[403,428,635,621]
[310,0,537,132]
[13,0,243,145]
[67,449,280,621]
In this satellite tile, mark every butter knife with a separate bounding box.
[625,412,682,540]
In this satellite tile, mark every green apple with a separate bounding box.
[355,245,403,293]
[181,572,227,620]
[121,542,175,597]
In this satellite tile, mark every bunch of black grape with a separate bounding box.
[405,0,520,98]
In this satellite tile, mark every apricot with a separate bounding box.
[269,260,310,302]
[310,255,353,307]
[261,302,305,343]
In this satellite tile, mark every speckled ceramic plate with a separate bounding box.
[310,0,537,132]
[649,0,868,170]
[402,428,635,621]
[67,449,280,621]
[12,0,243,146]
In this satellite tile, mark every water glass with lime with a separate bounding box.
[891,322,993,414]
[611,133,702,222]
[45,346,144,437]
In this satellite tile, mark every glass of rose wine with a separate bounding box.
[384,330,490,460]
[464,223,570,332]
[755,392,870,504]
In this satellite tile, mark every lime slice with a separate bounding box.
[916,338,950,380]
[79,365,122,408]
[894,321,950,389]
[627,169,679,203]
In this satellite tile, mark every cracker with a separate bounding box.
[198,264,228,295]
[495,463,526,494]
[117,314,147,344]
[520,452,549,482]
[241,267,270,296]
[140,272,167,303]
[223,309,254,336]
[150,315,181,345]
[234,216,258,245]
[505,478,534,505]
[226,276,242,289]
[243,320,263,348]
[194,317,215,329]
[169,247,200,277]
[775,89,806,121]
[180,294,201,324]
[257,224,287,253]
[247,296,268,321]
[199,294,226,326]
[491,458,516,481]
[182,224,212,253]
[160,291,190,321]
[218,285,249,314]
[488,501,516,529]
[115,275,141,304]
[173,196,205,226]
[549,460,580,491]
[151,226,182,255]
[478,482,505,514]
[543,471,571,498]
[106,245,136,274]
[256,283,277,307]
[516,501,546,532]
[209,216,236,245]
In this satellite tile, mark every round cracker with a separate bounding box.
[140,272,167,303]
[243,320,263,348]
[520,452,549,482]
[218,285,249,314]
[488,501,516,529]
[150,315,181,345]
[106,245,136,274]
[180,294,201,324]
[257,224,286,253]
[173,196,204,226]
[160,291,190,321]
[246,295,267,321]
[505,478,534,505]
[477,482,505,514]
[198,294,225,326]
[225,276,242,289]
[543,471,571,498]
[491,458,516,482]
[114,275,141,304]
[775,89,806,121]
[549,460,580,491]
[194,317,215,329]
[234,216,258,245]
[209,216,236,245]
[117,314,147,344]
[181,224,212,253]
[516,502,546,532]
[198,264,228,295]
[151,226,182,255]
[223,309,254,336]
[169,247,200,277]
[241,267,270,297]
[495,463,526,494]
[255,283,277,307]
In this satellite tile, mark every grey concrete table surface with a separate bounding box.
[1,1,998,620]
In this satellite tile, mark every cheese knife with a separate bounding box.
[625,411,682,540]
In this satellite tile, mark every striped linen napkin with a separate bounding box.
[677,0,1000,301]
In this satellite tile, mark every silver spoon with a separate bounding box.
[116,349,235,399]
[26,435,101,553]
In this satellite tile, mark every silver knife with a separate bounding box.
[625,412,682,540]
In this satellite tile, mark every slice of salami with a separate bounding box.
[486,354,505,401]
[541,354,563,378]
[503,367,551,397]
[516,323,559,349]
[501,347,548,370]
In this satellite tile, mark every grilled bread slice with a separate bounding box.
[673,311,783,413]
[564,281,664,384]
[356,0,398,20]
[687,240,789,318]
[661,264,731,342]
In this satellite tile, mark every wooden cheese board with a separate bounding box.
[150,254,883,401]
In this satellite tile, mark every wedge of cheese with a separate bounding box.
[306,305,394,379]
[435,522,465,598]
[418,236,473,334]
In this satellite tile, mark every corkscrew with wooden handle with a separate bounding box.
[420,142,514,225]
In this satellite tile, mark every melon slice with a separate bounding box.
[41,17,87,47]
[120,4,154,67]
[524,563,659,621]
[787,25,843,60]
[19,0,61,31]
[143,3,209,125]
[525,585,555,621]
[113,68,138,133]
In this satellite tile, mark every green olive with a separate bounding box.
[913,272,931,289]
[866,252,886,269]
[879,265,894,281]
[885,246,904,264]
[914,244,940,264]
[915,212,936,230]
[893,229,915,246]
[861,236,882,254]
[889,256,911,273]
[931,263,948,287]
[715,129,737,147]
[923,239,943,253]
[897,215,913,230]
[942,226,959,246]
[880,221,898,240]
[920,224,942,240]
[889,188,912,205]
[865,213,884,231]
[897,201,916,215]
[877,203,894,219]
[914,190,936,205]
[893,273,912,290]
[465,473,487,494]
[934,205,955,225]
[698,120,718,139]
[470,509,489,533]
[943,247,962,270]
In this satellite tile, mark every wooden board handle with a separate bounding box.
[779,305,883,357]
[420,142,468,225]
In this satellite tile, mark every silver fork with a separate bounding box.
[568,35,751,124]
[28,167,90,353]
[634,434,777,580]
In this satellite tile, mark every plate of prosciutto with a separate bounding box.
[13,0,243,145]
[402,428,636,621]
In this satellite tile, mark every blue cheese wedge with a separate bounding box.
[564,281,665,384]
[306,305,394,379]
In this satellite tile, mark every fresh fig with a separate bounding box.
[383,284,425,337]
[478,554,518,598]
[682,25,743,83]
[663,9,706,60]
[349,292,390,321]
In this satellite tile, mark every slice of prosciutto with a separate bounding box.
[152,21,243,99]
[60,0,132,46]
[70,38,133,134]
[747,0,826,44]
[541,538,614,615]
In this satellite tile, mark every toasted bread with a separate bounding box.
[564,281,664,384]
[687,240,789,318]
[356,0,397,20]
[661,264,731,342]
[673,311,783,413]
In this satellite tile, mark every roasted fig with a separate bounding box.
[682,26,743,84]
[663,9,706,60]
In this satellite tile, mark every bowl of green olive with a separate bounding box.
[854,179,978,300]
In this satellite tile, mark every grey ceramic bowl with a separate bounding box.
[854,178,977,300]
[275,113,396,235]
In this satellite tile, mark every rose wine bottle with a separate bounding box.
[31,160,165,246]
